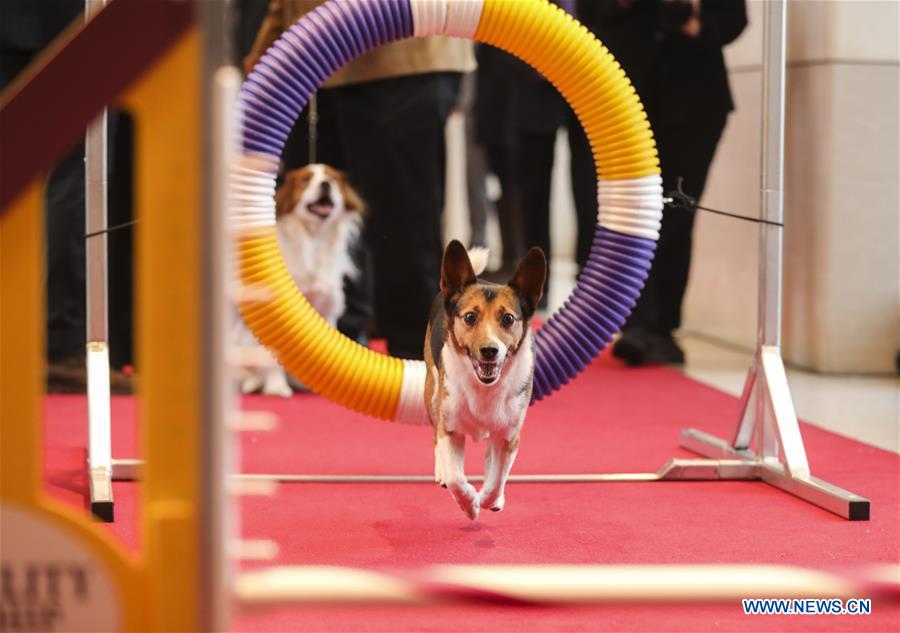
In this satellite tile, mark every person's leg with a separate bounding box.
[107,111,136,370]
[462,73,489,248]
[485,144,525,272]
[334,73,461,359]
[464,114,490,248]
[46,143,87,364]
[655,116,727,337]
[567,109,599,270]
[233,0,271,62]
[514,130,556,307]
[617,115,727,366]
[612,281,660,366]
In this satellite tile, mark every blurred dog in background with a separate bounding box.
[238,164,365,397]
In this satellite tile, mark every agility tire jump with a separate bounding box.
[234,0,664,423]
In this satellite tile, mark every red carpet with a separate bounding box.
[43,351,899,632]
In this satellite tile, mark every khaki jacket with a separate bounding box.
[249,0,475,87]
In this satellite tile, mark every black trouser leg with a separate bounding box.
[46,143,87,361]
[626,116,727,334]
[567,110,598,270]
[515,130,556,306]
[655,117,726,333]
[464,113,489,248]
[334,73,461,359]
[107,111,134,368]
[485,144,524,269]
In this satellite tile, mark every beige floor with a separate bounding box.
[540,264,900,455]
[678,333,899,455]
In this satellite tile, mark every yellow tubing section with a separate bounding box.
[238,227,403,420]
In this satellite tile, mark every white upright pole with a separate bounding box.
[735,0,808,477]
[199,2,236,628]
[758,0,786,350]
[84,0,114,522]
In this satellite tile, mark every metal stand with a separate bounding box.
[84,0,114,522]
[676,0,869,520]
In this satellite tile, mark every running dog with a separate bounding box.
[424,240,547,520]
[238,163,364,397]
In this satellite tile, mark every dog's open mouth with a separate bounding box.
[471,356,502,385]
[307,199,334,219]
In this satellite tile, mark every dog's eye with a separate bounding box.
[500,313,516,329]
[463,312,477,326]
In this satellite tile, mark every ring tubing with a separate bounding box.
[234,0,663,424]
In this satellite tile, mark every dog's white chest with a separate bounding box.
[276,214,359,325]
[439,332,533,441]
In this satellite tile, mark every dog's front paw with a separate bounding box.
[262,375,293,398]
[241,374,264,394]
[478,490,505,513]
[448,481,480,521]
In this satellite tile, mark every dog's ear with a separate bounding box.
[337,171,366,214]
[441,240,476,300]
[508,247,547,319]
[275,170,301,217]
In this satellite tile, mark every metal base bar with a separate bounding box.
[112,457,755,483]
[233,460,755,484]
[680,428,870,521]
[88,465,114,522]
[112,457,753,484]
[112,457,140,480]
[113,445,867,520]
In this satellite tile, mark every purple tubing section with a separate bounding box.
[532,226,655,402]
[240,0,413,157]
[237,0,658,404]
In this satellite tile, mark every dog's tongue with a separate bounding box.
[309,202,333,217]
[474,359,499,383]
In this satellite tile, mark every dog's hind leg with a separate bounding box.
[434,443,445,486]
[479,433,520,512]
[437,429,479,520]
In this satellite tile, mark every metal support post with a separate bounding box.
[84,0,114,522]
[677,0,870,520]
[200,2,236,628]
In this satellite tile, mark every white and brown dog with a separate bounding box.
[238,163,364,397]
[424,240,547,520]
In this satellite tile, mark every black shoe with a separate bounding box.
[646,332,685,365]
[46,356,134,394]
[612,328,649,367]
[46,357,87,393]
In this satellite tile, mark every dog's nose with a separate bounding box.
[320,180,331,194]
[480,345,498,361]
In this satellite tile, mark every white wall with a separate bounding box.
[682,0,764,350]
[684,0,900,373]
